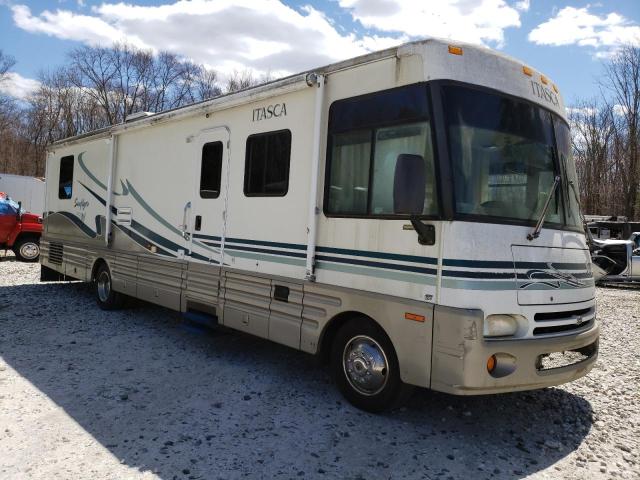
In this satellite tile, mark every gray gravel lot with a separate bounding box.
[0,254,638,480]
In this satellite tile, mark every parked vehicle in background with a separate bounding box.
[590,232,640,285]
[0,192,43,262]
[0,174,45,215]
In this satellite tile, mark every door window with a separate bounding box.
[199,141,223,198]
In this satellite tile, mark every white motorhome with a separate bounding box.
[41,39,599,412]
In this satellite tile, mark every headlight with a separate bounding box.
[484,314,524,337]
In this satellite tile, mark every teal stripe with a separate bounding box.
[316,261,436,285]
[442,277,595,291]
[77,152,108,191]
[125,180,183,237]
[228,249,306,267]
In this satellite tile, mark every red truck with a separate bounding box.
[0,192,42,262]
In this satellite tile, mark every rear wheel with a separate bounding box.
[95,263,125,310]
[13,236,40,262]
[330,317,411,412]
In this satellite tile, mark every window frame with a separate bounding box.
[58,155,74,200]
[435,79,583,234]
[199,141,224,199]
[323,82,442,220]
[243,129,292,198]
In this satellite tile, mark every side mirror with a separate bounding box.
[393,153,426,214]
[393,154,435,245]
[17,201,22,219]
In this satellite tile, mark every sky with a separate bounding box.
[0,0,639,106]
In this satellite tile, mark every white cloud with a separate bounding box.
[566,106,598,117]
[515,0,530,12]
[9,1,404,79]
[0,72,40,99]
[338,0,523,48]
[613,104,628,116]
[529,6,640,55]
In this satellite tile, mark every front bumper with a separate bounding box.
[430,305,599,395]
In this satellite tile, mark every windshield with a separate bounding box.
[442,85,576,229]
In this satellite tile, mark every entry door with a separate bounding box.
[186,127,230,265]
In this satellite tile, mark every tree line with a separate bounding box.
[570,45,640,220]
[0,43,266,177]
[1,43,639,220]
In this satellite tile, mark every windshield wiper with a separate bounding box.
[527,175,561,241]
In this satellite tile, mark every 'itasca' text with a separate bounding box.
[252,103,287,122]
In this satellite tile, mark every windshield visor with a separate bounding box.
[443,85,572,228]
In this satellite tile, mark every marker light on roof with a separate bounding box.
[448,45,463,56]
[552,84,559,94]
[540,75,549,85]
[522,66,533,77]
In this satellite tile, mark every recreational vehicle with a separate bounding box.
[41,39,599,412]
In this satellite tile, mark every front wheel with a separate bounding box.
[13,236,40,262]
[95,263,125,310]
[330,317,411,412]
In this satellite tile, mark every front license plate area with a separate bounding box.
[536,341,598,371]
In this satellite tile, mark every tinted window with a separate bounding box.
[58,155,74,199]
[244,130,291,196]
[329,83,429,132]
[326,84,438,217]
[200,141,223,198]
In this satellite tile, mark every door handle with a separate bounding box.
[194,215,202,231]
[180,201,192,239]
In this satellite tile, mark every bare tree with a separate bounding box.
[600,44,640,218]
[570,100,616,214]
[224,69,275,93]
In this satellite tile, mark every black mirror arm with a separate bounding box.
[410,215,435,245]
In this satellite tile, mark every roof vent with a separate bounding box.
[125,111,155,122]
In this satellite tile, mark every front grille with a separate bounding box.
[535,307,592,322]
[48,242,63,265]
[533,319,594,336]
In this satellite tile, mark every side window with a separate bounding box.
[58,155,74,199]
[325,84,438,217]
[200,141,223,198]
[244,130,292,196]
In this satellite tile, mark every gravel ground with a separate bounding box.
[0,253,638,480]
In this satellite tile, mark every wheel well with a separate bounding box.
[90,258,108,282]
[14,232,39,243]
[318,311,386,364]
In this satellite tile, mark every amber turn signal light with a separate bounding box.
[405,312,425,322]
[487,354,497,373]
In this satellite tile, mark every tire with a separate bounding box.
[330,317,412,413]
[95,263,125,310]
[12,235,40,262]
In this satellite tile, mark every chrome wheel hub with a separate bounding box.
[343,335,389,396]
[20,242,39,260]
[97,271,111,302]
